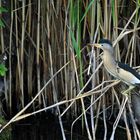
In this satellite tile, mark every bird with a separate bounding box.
[89,39,140,95]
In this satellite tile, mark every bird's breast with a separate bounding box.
[102,52,118,78]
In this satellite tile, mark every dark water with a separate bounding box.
[11,112,130,140]
[11,113,88,140]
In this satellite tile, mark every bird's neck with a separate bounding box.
[102,50,117,76]
[102,50,116,62]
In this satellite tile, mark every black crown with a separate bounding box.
[99,39,112,46]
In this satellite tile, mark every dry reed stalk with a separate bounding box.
[103,96,107,140]
[9,8,13,114]
[20,0,25,108]
[26,0,33,98]
[36,0,41,105]
[60,61,103,117]
[110,96,128,140]
[0,58,71,133]
[0,77,119,133]
[0,1,139,139]
[123,109,132,140]
[81,98,92,140]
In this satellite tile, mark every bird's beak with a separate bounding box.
[94,44,101,48]
[88,43,101,48]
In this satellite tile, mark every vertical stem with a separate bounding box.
[20,0,25,107]
[37,0,41,104]
[9,6,13,113]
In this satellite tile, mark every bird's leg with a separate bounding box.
[121,86,135,96]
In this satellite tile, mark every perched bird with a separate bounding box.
[89,39,140,94]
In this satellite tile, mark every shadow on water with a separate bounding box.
[10,112,133,140]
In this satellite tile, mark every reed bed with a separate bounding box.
[0,0,140,139]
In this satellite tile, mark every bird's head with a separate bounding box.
[89,39,113,53]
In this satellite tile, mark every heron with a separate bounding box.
[89,39,140,95]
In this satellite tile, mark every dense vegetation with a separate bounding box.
[0,0,140,139]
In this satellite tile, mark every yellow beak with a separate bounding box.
[94,44,101,48]
[88,43,101,48]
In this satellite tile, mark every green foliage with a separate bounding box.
[0,7,7,27]
[0,20,5,27]
[0,7,8,13]
[0,64,7,76]
[0,116,11,140]
[111,0,115,24]
[69,0,84,88]
[80,0,95,22]
[138,0,140,6]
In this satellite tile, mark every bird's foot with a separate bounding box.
[121,86,135,96]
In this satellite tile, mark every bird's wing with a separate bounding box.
[117,62,140,80]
